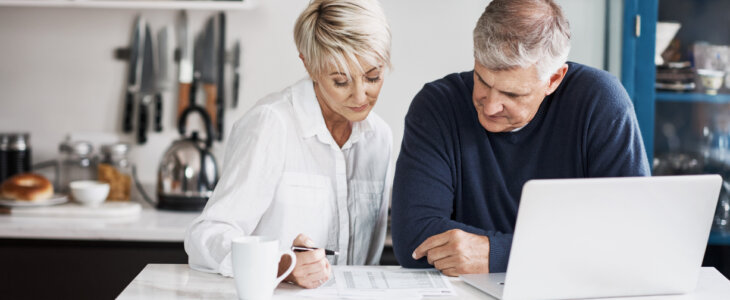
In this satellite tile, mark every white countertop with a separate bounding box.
[119,265,730,300]
[0,201,199,242]
[118,264,490,300]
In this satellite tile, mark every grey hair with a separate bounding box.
[294,0,392,78]
[473,0,571,81]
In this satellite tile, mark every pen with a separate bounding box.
[291,246,339,256]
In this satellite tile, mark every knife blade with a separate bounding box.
[138,23,156,144]
[216,12,226,141]
[157,26,174,91]
[201,16,219,140]
[176,11,193,121]
[155,26,174,132]
[123,16,144,133]
[232,40,241,108]
[189,33,204,113]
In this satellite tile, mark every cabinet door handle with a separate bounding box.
[635,14,641,38]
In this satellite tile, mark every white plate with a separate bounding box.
[0,194,69,207]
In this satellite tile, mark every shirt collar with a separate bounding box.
[291,77,374,145]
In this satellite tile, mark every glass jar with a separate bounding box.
[58,140,96,194]
[0,134,8,184]
[0,133,32,183]
[99,143,132,201]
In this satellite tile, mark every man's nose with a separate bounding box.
[481,91,505,115]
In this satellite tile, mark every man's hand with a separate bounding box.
[278,233,331,289]
[411,229,490,276]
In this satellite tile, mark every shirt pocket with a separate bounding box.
[349,180,385,255]
[272,172,332,244]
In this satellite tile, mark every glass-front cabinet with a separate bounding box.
[623,0,730,277]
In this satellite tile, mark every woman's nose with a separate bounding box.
[352,80,368,104]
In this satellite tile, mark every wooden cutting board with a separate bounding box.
[1,202,142,218]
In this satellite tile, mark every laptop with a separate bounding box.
[461,175,722,300]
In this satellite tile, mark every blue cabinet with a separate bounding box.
[621,0,657,163]
[623,0,730,251]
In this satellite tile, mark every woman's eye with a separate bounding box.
[334,80,348,87]
[366,76,381,83]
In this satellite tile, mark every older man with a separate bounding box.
[391,0,650,275]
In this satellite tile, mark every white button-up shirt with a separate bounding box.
[184,78,392,276]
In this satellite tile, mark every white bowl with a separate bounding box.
[70,180,110,206]
[697,69,725,95]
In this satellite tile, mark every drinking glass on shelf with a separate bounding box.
[713,180,730,233]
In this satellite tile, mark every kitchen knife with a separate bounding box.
[232,40,241,109]
[155,26,174,132]
[201,16,219,140]
[191,34,204,108]
[157,26,174,92]
[176,11,194,121]
[138,23,157,144]
[216,12,226,141]
[123,17,144,133]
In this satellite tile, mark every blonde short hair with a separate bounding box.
[294,0,392,78]
[473,0,571,81]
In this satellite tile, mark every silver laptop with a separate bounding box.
[461,175,722,300]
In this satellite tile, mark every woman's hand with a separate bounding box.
[278,233,331,289]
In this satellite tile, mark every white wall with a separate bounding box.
[0,0,606,183]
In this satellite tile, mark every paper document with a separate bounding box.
[297,266,455,299]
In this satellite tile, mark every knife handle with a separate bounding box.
[138,99,148,144]
[232,73,240,108]
[177,83,191,121]
[216,96,224,141]
[154,93,163,132]
[123,91,135,133]
[203,83,218,138]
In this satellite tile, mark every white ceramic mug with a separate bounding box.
[231,236,296,300]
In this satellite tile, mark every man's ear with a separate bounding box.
[545,64,569,95]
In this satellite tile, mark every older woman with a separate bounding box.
[184,0,392,289]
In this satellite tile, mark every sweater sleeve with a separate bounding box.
[391,83,511,272]
[584,75,651,177]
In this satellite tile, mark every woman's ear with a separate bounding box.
[299,53,316,81]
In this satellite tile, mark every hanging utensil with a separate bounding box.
[156,25,174,132]
[232,40,241,109]
[201,16,219,140]
[216,12,226,141]
[138,23,157,144]
[123,16,144,133]
[176,10,194,121]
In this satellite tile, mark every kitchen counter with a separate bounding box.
[0,199,200,299]
[119,265,730,300]
[120,264,490,300]
[0,203,199,242]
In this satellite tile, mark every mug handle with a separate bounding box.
[275,250,296,285]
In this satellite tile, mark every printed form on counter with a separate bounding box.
[296,266,456,299]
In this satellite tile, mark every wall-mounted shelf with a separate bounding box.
[0,0,259,10]
[656,91,730,103]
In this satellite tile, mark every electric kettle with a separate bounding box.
[156,106,219,211]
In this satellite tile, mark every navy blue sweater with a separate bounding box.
[391,62,650,272]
